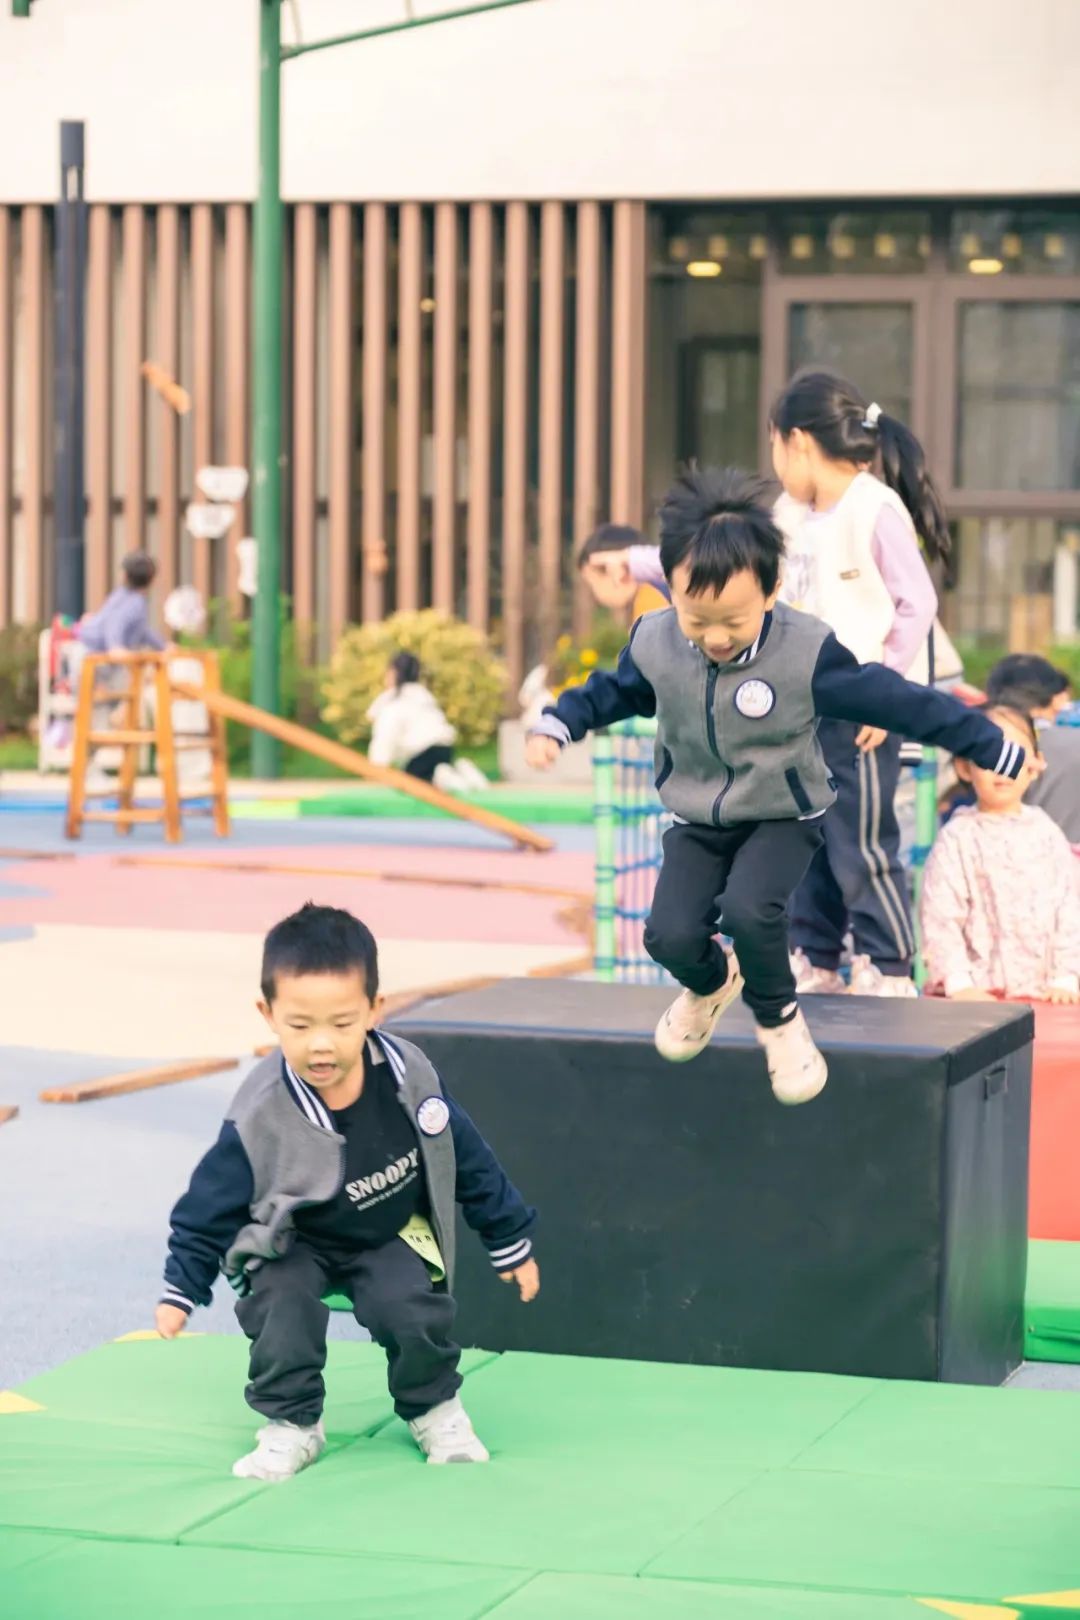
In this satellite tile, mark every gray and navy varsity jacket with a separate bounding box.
[534,602,1024,828]
[160,1030,536,1316]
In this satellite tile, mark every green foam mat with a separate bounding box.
[1,1538,527,1620]
[1026,1239,1080,1363]
[791,1378,1080,1489]
[484,1573,944,1619]
[294,786,593,823]
[645,1469,1080,1602]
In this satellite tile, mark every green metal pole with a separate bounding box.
[593,730,617,982]
[251,0,283,778]
[912,745,939,988]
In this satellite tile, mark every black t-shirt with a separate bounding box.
[293,1053,427,1257]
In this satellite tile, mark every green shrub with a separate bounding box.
[322,611,506,749]
[954,638,1080,696]
[184,602,322,769]
[0,623,42,736]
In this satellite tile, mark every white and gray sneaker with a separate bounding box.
[849,955,918,998]
[654,958,745,1064]
[232,1418,325,1482]
[791,948,846,996]
[409,1394,490,1465]
[755,1009,828,1105]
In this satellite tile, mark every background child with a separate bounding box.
[72,551,174,787]
[770,369,946,999]
[577,522,670,616]
[985,653,1080,844]
[155,903,539,1480]
[920,707,1079,1002]
[367,652,488,792]
[527,467,1028,1105]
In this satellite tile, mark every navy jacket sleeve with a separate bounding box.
[446,1089,537,1273]
[811,634,1026,778]
[160,1121,255,1314]
[531,627,656,747]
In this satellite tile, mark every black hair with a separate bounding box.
[985,653,1070,712]
[770,368,951,563]
[261,903,379,1004]
[389,651,422,688]
[577,523,647,567]
[122,551,158,590]
[658,465,783,598]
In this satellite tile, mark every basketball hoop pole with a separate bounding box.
[251,0,544,779]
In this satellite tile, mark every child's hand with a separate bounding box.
[155,1303,189,1339]
[525,735,561,772]
[950,986,997,1002]
[855,725,888,752]
[1047,985,1080,1005]
[500,1258,540,1302]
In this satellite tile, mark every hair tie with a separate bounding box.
[862,402,882,430]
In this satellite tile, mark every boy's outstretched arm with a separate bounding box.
[527,629,657,768]
[811,634,1027,778]
[446,1090,540,1302]
[156,1122,254,1336]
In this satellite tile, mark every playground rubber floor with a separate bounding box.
[4,1336,1080,1619]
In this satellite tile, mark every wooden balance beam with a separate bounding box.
[169,680,553,854]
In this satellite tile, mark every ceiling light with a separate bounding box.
[960,232,980,258]
[1045,233,1066,260]
[968,258,1004,275]
[790,235,814,261]
[1002,233,1022,258]
[707,235,729,259]
[917,234,931,258]
[874,232,897,259]
[830,233,855,259]
[668,236,690,262]
[748,235,768,260]
[686,260,722,278]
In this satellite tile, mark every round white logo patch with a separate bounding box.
[416,1095,450,1136]
[733,678,776,719]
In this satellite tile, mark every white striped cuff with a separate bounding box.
[487,1237,533,1272]
[530,715,571,747]
[993,737,1023,780]
[159,1286,195,1315]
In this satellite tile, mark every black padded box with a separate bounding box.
[392,980,1033,1385]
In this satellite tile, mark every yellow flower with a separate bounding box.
[555,634,572,653]
[579,648,599,668]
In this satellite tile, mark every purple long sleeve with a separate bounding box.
[869,506,937,674]
[627,545,668,596]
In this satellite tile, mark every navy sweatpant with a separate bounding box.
[788,719,916,976]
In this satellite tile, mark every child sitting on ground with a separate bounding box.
[527,467,1033,1104]
[155,903,539,1480]
[919,706,1080,1003]
[366,652,488,793]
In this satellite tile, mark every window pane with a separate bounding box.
[950,208,1080,276]
[788,303,913,422]
[946,517,1071,648]
[956,303,1080,490]
[778,210,930,276]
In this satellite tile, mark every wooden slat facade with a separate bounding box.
[0,200,642,682]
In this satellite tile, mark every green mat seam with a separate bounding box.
[472,1569,541,1618]
[779,1383,883,1469]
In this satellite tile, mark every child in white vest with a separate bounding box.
[769,369,949,999]
[367,653,488,794]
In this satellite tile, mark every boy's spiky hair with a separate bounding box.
[261,903,379,1004]
[658,466,784,598]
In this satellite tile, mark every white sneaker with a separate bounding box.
[790,948,846,996]
[849,955,918,998]
[433,761,468,794]
[755,1009,828,1105]
[232,1418,325,1482]
[654,956,745,1064]
[409,1394,490,1465]
[452,758,489,792]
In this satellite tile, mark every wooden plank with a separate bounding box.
[224,203,250,609]
[155,205,181,596]
[432,201,457,614]
[171,677,554,853]
[572,200,602,639]
[396,202,423,612]
[291,202,317,644]
[0,1106,17,1126]
[328,202,354,640]
[538,199,565,659]
[466,201,493,632]
[22,205,46,621]
[85,205,113,609]
[190,204,215,601]
[502,201,530,691]
[40,1056,240,1105]
[121,206,147,556]
[0,208,12,625]
[609,199,646,527]
[361,201,388,622]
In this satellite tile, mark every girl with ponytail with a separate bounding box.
[769,368,948,998]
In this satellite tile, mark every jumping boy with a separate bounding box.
[155,903,538,1480]
[527,467,1033,1104]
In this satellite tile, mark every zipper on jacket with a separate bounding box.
[704,662,720,757]
[711,764,735,826]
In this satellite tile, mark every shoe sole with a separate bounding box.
[654,971,745,1064]
[772,1056,829,1106]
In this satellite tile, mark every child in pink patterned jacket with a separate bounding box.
[920,706,1080,1004]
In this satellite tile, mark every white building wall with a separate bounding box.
[0,0,1077,203]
